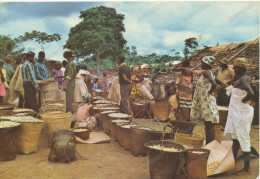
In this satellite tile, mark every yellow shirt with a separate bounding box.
[0,69,6,84]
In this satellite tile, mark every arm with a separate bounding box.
[28,64,39,90]
[89,106,94,116]
[122,74,134,85]
[172,67,193,75]
[241,76,254,103]
[203,70,217,94]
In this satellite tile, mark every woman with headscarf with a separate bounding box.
[190,56,225,144]
[224,58,254,175]
[74,63,89,103]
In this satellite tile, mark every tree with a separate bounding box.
[0,35,24,63]
[15,30,61,52]
[183,37,199,58]
[64,6,127,73]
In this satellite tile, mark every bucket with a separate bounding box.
[0,121,21,161]
[174,133,204,148]
[130,126,152,156]
[111,120,130,140]
[10,117,44,154]
[98,107,120,114]
[122,124,138,150]
[42,112,72,147]
[13,108,35,117]
[151,102,170,122]
[131,102,149,118]
[117,122,131,146]
[144,140,185,179]
[0,104,15,116]
[170,121,196,135]
[100,110,117,130]
[184,149,210,179]
[108,113,131,135]
[73,128,91,140]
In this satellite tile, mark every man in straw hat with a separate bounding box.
[224,58,255,175]
[216,58,235,106]
[63,50,76,113]
[190,56,225,144]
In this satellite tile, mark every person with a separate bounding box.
[117,55,134,114]
[63,51,76,113]
[61,60,68,74]
[142,68,149,78]
[34,51,49,80]
[172,59,193,121]
[92,78,99,91]
[52,62,63,86]
[216,58,235,106]
[21,51,40,110]
[190,56,225,144]
[3,53,14,84]
[18,53,27,108]
[130,68,140,98]
[0,60,6,104]
[74,63,89,103]
[224,58,254,176]
[151,68,161,100]
[168,84,178,121]
[74,95,97,130]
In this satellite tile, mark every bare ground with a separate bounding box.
[0,120,258,179]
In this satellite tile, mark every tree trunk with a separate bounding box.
[96,50,100,74]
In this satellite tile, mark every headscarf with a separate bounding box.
[202,56,215,67]
[233,58,247,69]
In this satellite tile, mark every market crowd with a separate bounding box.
[0,50,258,175]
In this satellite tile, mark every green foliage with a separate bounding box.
[183,37,199,58]
[64,6,127,72]
[15,30,61,52]
[0,35,24,63]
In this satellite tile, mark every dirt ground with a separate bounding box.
[0,120,259,179]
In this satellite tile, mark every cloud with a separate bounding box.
[0,1,258,60]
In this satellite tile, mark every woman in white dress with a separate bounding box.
[74,63,89,103]
[224,58,254,175]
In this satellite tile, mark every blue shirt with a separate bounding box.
[92,83,99,91]
[22,60,39,88]
[34,61,49,80]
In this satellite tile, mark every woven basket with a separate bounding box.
[174,133,204,148]
[131,102,149,118]
[0,104,15,116]
[13,108,35,117]
[170,121,196,135]
[42,112,72,147]
[151,102,170,122]
[0,123,21,161]
[14,121,44,154]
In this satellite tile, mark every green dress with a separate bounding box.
[190,71,219,123]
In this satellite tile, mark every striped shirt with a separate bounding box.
[22,60,39,88]
[34,61,49,80]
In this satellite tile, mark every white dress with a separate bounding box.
[74,70,89,103]
[224,87,254,152]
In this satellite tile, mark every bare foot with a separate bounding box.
[233,169,251,176]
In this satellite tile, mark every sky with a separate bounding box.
[0,1,259,61]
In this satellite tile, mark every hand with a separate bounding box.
[130,81,135,85]
[36,87,40,92]
[243,99,255,106]
[63,85,67,91]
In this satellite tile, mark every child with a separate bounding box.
[92,78,99,92]
[52,62,64,86]
[0,60,6,104]
[168,84,178,121]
